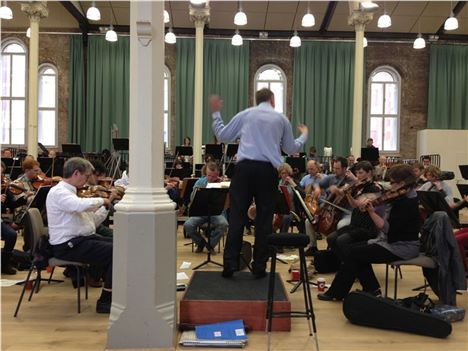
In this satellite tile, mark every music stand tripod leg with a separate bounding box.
[192,218,223,270]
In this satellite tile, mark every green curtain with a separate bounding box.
[68,35,85,145]
[85,36,130,152]
[202,39,250,143]
[291,42,355,157]
[176,38,195,145]
[427,44,468,129]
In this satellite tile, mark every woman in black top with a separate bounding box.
[318,164,421,301]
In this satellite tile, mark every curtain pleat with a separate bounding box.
[68,36,85,145]
[428,44,468,129]
[291,42,355,157]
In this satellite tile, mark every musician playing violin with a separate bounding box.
[326,161,384,260]
[1,162,19,274]
[277,163,297,234]
[9,159,40,224]
[318,164,421,301]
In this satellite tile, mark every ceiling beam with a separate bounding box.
[60,1,89,32]
[88,24,130,33]
[319,1,338,33]
[436,1,466,36]
[170,27,468,42]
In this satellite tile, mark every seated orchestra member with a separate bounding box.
[327,161,384,260]
[10,159,41,224]
[412,162,426,187]
[47,157,115,313]
[422,155,431,168]
[183,161,228,254]
[314,157,354,229]
[1,162,19,275]
[307,146,319,162]
[418,166,467,214]
[2,148,13,158]
[298,160,323,254]
[277,163,297,233]
[374,155,388,182]
[319,164,420,301]
[347,155,356,174]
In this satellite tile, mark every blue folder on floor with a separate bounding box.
[195,319,247,341]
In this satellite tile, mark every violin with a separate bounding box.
[357,182,411,212]
[32,175,62,189]
[77,185,111,199]
[1,176,28,195]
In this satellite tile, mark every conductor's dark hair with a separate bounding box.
[255,88,274,105]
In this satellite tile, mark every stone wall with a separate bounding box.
[365,42,430,159]
[2,33,70,151]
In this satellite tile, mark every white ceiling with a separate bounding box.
[2,1,468,37]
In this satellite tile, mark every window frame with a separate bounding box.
[253,64,287,114]
[38,63,59,147]
[1,38,28,147]
[366,65,401,153]
[163,65,171,149]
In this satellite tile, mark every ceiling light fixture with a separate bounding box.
[190,0,206,5]
[26,27,31,38]
[231,30,243,46]
[234,2,247,26]
[377,13,391,28]
[0,1,12,20]
[413,33,426,49]
[105,25,118,42]
[361,1,379,10]
[86,1,101,21]
[363,37,368,48]
[289,31,301,48]
[444,12,458,31]
[165,28,176,44]
[164,10,170,24]
[301,2,315,27]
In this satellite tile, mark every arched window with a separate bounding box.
[38,64,58,147]
[163,65,171,148]
[367,66,401,152]
[254,64,286,114]
[1,40,27,145]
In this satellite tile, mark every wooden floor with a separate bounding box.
[2,225,468,351]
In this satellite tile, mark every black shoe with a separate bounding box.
[195,245,204,253]
[72,278,85,289]
[317,293,342,301]
[222,268,235,278]
[1,264,17,275]
[96,299,111,314]
[252,269,267,279]
[304,246,318,256]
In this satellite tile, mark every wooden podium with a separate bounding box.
[180,271,291,331]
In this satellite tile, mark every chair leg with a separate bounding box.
[28,270,41,302]
[48,266,56,284]
[393,265,398,300]
[77,267,81,313]
[14,263,34,317]
[266,250,277,351]
[84,268,88,300]
[384,264,389,298]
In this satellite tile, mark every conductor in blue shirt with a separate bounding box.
[210,88,308,278]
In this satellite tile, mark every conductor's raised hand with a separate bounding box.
[209,95,223,113]
[297,124,308,135]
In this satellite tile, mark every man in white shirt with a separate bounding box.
[46,157,114,314]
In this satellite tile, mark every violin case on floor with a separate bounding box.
[343,291,452,338]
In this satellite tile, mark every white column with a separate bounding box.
[190,5,210,164]
[107,1,177,349]
[348,2,373,157]
[21,2,48,158]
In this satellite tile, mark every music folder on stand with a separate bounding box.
[189,187,228,270]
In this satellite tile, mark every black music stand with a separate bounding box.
[361,147,379,165]
[205,144,223,161]
[225,144,238,158]
[456,184,468,197]
[189,188,228,270]
[61,143,83,157]
[459,165,468,180]
[417,191,460,228]
[286,156,306,174]
[37,157,53,177]
[112,138,129,151]
[1,157,13,173]
[175,146,193,157]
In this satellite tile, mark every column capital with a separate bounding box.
[21,1,48,22]
[189,4,210,27]
[348,10,373,30]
